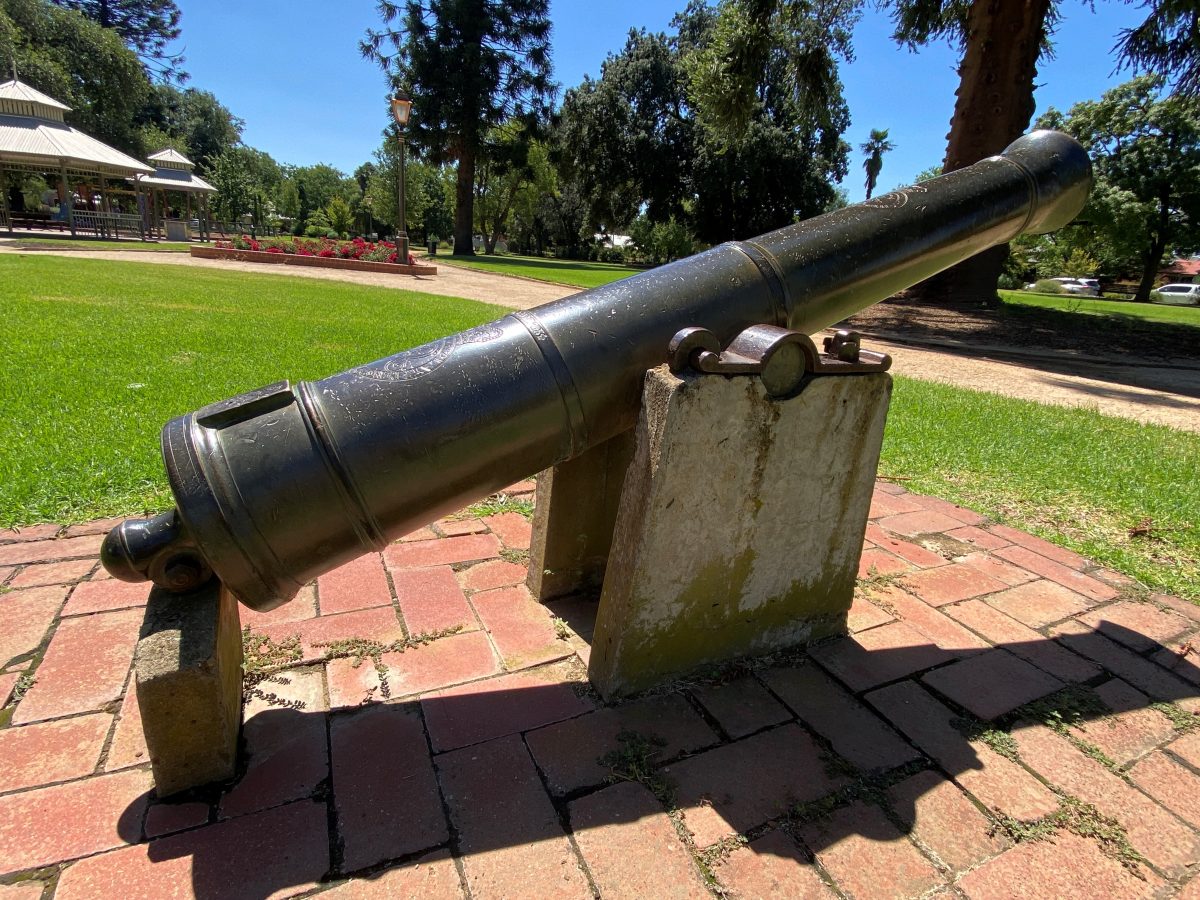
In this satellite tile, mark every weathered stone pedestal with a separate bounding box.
[531,365,892,698]
[135,580,243,796]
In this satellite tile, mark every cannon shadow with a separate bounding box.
[111,618,1200,899]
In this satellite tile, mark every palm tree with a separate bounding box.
[861,129,895,200]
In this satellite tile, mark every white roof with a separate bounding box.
[0,79,70,113]
[0,114,154,177]
[147,147,195,169]
[136,167,215,193]
[0,78,152,177]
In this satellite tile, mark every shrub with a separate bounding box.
[1032,278,1065,294]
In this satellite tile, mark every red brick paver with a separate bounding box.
[5,492,1200,898]
[332,703,447,872]
[665,723,848,847]
[713,829,835,898]
[393,565,478,635]
[0,584,68,667]
[799,801,944,898]
[569,782,709,898]
[54,799,329,900]
[384,533,501,569]
[691,675,792,739]
[0,768,152,874]
[526,693,718,796]
[317,552,392,615]
[437,734,591,899]
[921,649,1063,721]
[0,712,111,793]
[13,607,140,724]
[957,829,1165,899]
[887,769,1009,873]
[762,663,917,771]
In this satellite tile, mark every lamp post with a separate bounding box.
[391,92,412,265]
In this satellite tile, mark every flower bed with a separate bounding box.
[191,235,437,275]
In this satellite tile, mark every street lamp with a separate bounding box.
[391,92,412,265]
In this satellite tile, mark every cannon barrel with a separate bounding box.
[102,130,1092,611]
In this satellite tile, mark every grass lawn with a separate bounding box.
[0,255,502,524]
[882,377,1198,602]
[2,253,1196,602]
[1003,289,1200,329]
[436,252,643,289]
[6,237,192,252]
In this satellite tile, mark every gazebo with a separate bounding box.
[0,78,153,238]
[137,148,215,241]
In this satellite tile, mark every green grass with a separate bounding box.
[881,376,1200,601]
[436,252,643,289]
[0,255,502,524]
[7,238,192,252]
[2,253,1196,602]
[1003,289,1200,329]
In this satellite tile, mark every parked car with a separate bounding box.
[1152,283,1200,305]
[1023,276,1100,297]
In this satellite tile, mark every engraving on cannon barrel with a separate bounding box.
[358,323,505,383]
[863,183,929,210]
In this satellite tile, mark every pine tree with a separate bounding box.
[362,0,554,255]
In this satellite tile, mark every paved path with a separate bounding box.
[0,243,576,309]
[3,242,1197,430]
[1,485,1198,898]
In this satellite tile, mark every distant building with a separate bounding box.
[1160,258,1200,283]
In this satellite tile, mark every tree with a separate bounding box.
[860,128,894,199]
[50,0,184,82]
[555,8,849,246]
[474,121,535,253]
[137,84,243,168]
[208,149,252,223]
[362,0,555,256]
[1,0,150,155]
[690,0,1200,303]
[1041,75,1200,301]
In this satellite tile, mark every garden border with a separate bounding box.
[190,246,437,276]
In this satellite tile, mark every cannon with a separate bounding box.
[102,131,1091,612]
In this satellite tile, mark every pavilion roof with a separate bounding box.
[0,78,153,178]
[147,148,195,170]
[136,166,215,193]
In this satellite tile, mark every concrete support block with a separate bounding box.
[135,579,243,797]
[589,366,892,699]
[527,429,635,602]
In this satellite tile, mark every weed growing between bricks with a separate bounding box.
[597,730,675,805]
[498,547,530,566]
[458,493,534,521]
[950,715,1023,762]
[990,796,1149,875]
[1151,700,1200,732]
[314,626,465,700]
[240,625,464,704]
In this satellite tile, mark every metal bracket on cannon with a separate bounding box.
[667,324,891,397]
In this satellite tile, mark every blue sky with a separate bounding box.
[173,0,1149,202]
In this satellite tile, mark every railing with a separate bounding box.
[74,211,146,240]
[210,221,279,239]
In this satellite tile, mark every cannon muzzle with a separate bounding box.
[103,130,1091,610]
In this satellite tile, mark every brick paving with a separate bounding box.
[1,480,1199,898]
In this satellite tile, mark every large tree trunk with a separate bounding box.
[454,153,476,256]
[909,0,1052,305]
[1135,195,1172,302]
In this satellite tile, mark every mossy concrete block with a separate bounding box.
[528,429,635,602]
[589,366,892,699]
[135,579,243,797]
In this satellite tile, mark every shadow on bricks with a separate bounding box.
[77,620,1200,899]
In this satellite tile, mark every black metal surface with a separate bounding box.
[102,130,1092,610]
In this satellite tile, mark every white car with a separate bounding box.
[1153,283,1200,305]
[1024,276,1100,296]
